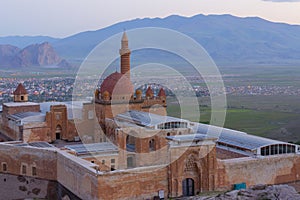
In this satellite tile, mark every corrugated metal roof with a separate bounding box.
[195,123,292,151]
[116,110,189,128]
[65,142,118,155]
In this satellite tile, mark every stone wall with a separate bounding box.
[56,151,99,200]
[96,166,168,200]
[0,143,169,200]
[169,144,217,197]
[2,104,40,116]
[216,154,300,191]
[23,122,50,142]
[0,143,57,180]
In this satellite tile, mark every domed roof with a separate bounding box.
[103,91,109,97]
[100,72,134,96]
[135,90,142,95]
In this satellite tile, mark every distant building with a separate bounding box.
[0,32,300,200]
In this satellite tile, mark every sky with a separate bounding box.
[1,0,300,38]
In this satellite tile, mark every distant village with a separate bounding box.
[1,75,299,105]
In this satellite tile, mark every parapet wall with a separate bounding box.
[216,154,300,190]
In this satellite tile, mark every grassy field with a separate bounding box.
[3,64,300,143]
[166,65,300,143]
[167,94,300,143]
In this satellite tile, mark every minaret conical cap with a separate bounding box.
[122,31,128,41]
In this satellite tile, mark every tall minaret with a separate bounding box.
[119,31,131,79]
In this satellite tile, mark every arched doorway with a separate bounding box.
[182,178,194,196]
[56,125,62,139]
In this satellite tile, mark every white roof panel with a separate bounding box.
[116,110,189,128]
[195,123,293,151]
[65,142,118,155]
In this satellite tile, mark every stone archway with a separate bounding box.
[182,178,194,196]
[56,125,62,140]
[182,153,203,195]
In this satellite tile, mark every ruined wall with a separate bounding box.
[216,154,300,191]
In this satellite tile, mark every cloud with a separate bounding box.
[263,0,300,2]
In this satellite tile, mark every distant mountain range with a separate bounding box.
[0,36,58,49]
[0,42,71,68]
[1,14,300,67]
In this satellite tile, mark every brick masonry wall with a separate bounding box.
[0,144,57,180]
[97,167,168,200]
[216,154,300,190]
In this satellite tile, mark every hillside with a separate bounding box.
[52,14,300,66]
[1,14,300,67]
[0,36,59,49]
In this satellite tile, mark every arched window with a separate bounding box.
[149,139,155,151]
[126,135,136,152]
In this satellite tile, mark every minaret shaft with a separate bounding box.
[119,32,131,79]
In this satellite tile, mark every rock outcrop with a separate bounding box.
[185,184,300,200]
[0,45,20,66]
[0,42,71,68]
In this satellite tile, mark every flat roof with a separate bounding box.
[14,142,54,148]
[9,112,45,120]
[40,101,89,120]
[166,134,216,142]
[3,102,39,107]
[65,142,118,155]
[116,110,189,128]
[9,112,46,125]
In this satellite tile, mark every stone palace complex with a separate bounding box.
[1,33,300,200]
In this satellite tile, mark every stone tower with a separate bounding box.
[119,32,131,79]
[13,83,28,102]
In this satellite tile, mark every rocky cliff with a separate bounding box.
[0,42,71,68]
